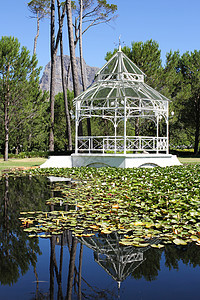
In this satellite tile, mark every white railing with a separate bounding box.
[77,136,168,153]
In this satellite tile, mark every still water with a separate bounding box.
[0,175,200,300]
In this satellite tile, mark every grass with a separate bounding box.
[0,157,47,176]
[178,157,200,164]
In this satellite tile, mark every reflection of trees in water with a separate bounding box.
[78,232,200,289]
[164,243,200,270]
[0,175,51,211]
[47,230,117,300]
[2,175,200,298]
[0,175,51,286]
[131,247,162,281]
[49,232,161,298]
[49,230,78,300]
[35,229,200,299]
[132,242,200,282]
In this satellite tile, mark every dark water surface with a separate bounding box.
[0,175,200,300]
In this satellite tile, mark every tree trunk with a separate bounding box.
[66,237,77,300]
[78,244,83,300]
[79,0,91,137]
[33,11,40,55]
[50,237,55,300]
[79,0,86,92]
[58,0,72,151]
[66,0,83,136]
[194,99,200,155]
[4,101,9,161]
[66,61,71,89]
[49,1,67,151]
[3,176,9,229]
[49,0,56,152]
[135,117,139,136]
[194,123,199,155]
[66,1,79,98]
[4,72,10,161]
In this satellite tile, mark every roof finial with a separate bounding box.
[119,35,122,51]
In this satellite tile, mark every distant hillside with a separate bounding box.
[40,55,99,94]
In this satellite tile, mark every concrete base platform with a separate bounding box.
[40,156,72,168]
[40,153,181,168]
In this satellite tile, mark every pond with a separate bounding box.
[0,173,200,300]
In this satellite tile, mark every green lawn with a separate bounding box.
[0,157,47,176]
[178,157,200,164]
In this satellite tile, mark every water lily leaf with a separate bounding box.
[162,240,172,244]
[18,165,200,248]
[119,240,134,246]
[173,238,187,245]
[73,229,84,234]
[133,221,145,226]
[39,234,50,238]
[89,225,99,230]
[151,244,164,249]
[24,227,37,232]
[136,243,150,247]
[80,233,95,237]
[190,235,198,241]
[145,223,154,228]
[101,229,112,234]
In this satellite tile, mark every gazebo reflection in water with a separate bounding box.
[78,232,159,289]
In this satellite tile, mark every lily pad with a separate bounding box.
[173,238,187,245]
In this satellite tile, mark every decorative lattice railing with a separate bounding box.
[77,136,168,153]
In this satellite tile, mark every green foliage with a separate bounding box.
[16,165,200,248]
[106,40,200,153]
[1,171,200,288]
[27,0,50,19]
[97,0,117,16]
[54,91,75,151]
[1,151,49,159]
[0,36,49,156]
[0,175,51,284]
[164,50,200,153]
[178,51,200,153]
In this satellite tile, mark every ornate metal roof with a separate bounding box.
[74,47,169,107]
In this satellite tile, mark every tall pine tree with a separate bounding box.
[0,36,47,160]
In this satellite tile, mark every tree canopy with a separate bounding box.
[106,41,200,153]
[0,36,48,160]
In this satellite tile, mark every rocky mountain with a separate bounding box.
[40,55,99,94]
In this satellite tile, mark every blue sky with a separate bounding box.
[1,0,200,75]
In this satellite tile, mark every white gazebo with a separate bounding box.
[41,46,181,168]
[71,45,180,168]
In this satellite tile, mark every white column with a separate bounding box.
[124,97,127,154]
[156,113,159,154]
[166,103,169,154]
[75,102,78,154]
[114,122,117,154]
[114,100,117,154]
